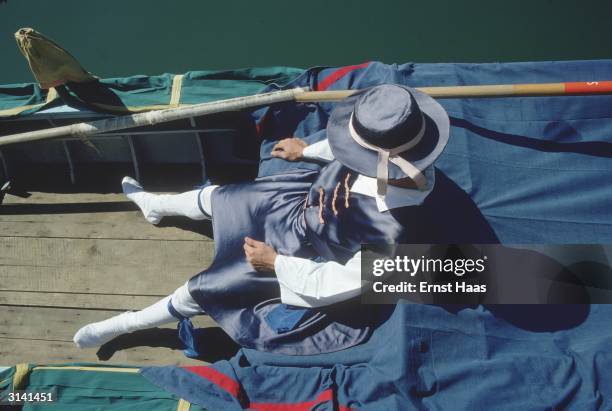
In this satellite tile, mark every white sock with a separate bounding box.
[172,282,206,317]
[122,177,216,224]
[73,296,176,349]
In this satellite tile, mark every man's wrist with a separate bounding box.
[274,253,287,274]
[272,253,280,271]
[301,144,313,159]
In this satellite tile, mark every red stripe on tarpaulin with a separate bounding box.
[183,366,355,410]
[183,366,243,399]
[249,388,355,411]
[257,62,370,136]
[564,81,612,94]
[255,109,270,137]
[316,62,371,91]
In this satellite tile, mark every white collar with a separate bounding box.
[349,167,435,212]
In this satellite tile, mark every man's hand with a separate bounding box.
[271,137,307,161]
[244,237,278,272]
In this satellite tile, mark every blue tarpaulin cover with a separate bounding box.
[141,60,612,410]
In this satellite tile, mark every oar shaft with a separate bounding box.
[2,81,612,147]
[296,81,612,102]
[0,87,308,147]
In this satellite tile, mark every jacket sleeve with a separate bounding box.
[302,138,334,162]
[274,251,362,308]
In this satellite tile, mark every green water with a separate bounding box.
[1,0,611,83]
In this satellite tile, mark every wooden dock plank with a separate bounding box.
[0,291,161,311]
[0,217,209,241]
[0,338,204,366]
[0,306,216,342]
[0,236,214,296]
[0,236,213,268]
[3,192,128,204]
[0,306,218,365]
[0,191,212,241]
[0,265,191,296]
[0,192,227,366]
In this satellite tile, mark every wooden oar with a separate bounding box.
[297,81,612,102]
[1,81,612,147]
[0,88,308,147]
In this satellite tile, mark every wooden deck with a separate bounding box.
[0,191,234,366]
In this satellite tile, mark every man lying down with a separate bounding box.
[73,84,450,355]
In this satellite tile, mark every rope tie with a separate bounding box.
[331,182,341,216]
[307,174,352,225]
[318,187,325,224]
[343,172,351,208]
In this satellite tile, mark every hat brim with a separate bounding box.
[327,86,450,180]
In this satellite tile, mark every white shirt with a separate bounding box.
[275,138,435,308]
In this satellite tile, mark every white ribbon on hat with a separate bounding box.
[348,112,428,197]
